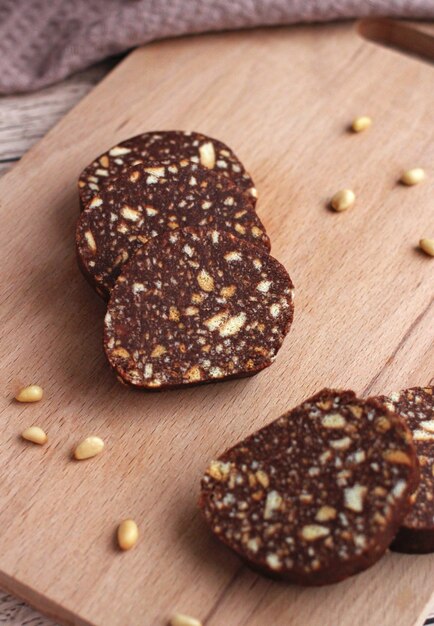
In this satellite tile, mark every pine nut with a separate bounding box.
[117,519,139,550]
[170,614,202,626]
[419,238,434,257]
[400,168,426,186]
[351,116,372,132]
[21,426,47,445]
[15,385,43,403]
[74,436,104,460]
[330,189,355,212]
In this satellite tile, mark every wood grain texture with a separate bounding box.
[0,61,116,626]
[0,22,432,626]
[0,593,57,626]
[0,60,116,176]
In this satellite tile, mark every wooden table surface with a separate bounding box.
[0,59,114,626]
[0,29,433,625]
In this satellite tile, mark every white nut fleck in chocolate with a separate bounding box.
[169,306,180,322]
[151,345,166,358]
[344,484,367,512]
[315,506,337,522]
[197,269,214,292]
[132,282,145,294]
[413,428,434,441]
[198,141,216,169]
[330,436,352,450]
[301,524,330,541]
[89,196,103,208]
[348,405,363,418]
[391,480,407,499]
[85,230,97,252]
[219,312,246,337]
[209,366,224,378]
[220,285,236,298]
[265,553,282,570]
[184,365,202,382]
[322,413,346,429]
[208,460,232,481]
[185,306,199,316]
[204,310,228,331]
[375,416,391,432]
[224,251,242,262]
[120,206,141,222]
[109,146,132,157]
[112,347,130,359]
[256,470,269,488]
[421,420,434,433]
[247,537,261,553]
[144,165,166,178]
[144,364,153,378]
[319,450,332,464]
[257,280,272,293]
[264,490,283,520]
[269,303,281,318]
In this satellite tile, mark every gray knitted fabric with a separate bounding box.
[0,0,433,94]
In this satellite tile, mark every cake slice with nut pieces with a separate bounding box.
[375,386,434,553]
[78,130,256,209]
[199,388,419,585]
[77,161,268,298]
[104,227,293,389]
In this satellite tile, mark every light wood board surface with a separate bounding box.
[0,58,117,626]
[0,22,432,626]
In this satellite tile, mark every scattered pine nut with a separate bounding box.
[15,385,43,403]
[351,116,372,132]
[330,189,355,212]
[419,238,434,257]
[170,614,202,626]
[117,519,139,550]
[400,168,426,186]
[73,436,104,460]
[21,426,47,445]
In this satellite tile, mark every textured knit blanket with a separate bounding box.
[1,0,434,93]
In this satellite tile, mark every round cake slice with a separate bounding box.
[199,389,419,585]
[104,227,294,389]
[77,161,269,298]
[378,386,434,553]
[78,130,257,208]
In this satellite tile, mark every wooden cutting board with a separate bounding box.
[0,20,433,626]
